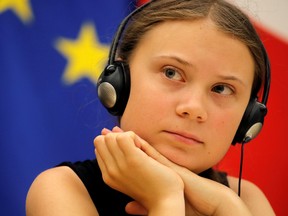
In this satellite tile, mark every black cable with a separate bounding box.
[238,142,244,196]
[238,137,251,197]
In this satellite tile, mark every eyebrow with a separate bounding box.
[156,55,194,67]
[216,74,246,86]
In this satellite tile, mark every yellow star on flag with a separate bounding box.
[55,22,110,85]
[0,0,33,24]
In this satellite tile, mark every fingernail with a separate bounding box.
[101,128,111,134]
[113,126,123,132]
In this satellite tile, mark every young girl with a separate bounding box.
[26,0,275,215]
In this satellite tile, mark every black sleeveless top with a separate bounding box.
[58,159,229,216]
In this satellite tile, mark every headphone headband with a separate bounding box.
[108,1,152,65]
[261,45,270,105]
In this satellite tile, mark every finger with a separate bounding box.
[94,135,117,170]
[133,134,142,148]
[104,132,126,164]
[112,126,123,132]
[116,131,145,158]
[101,128,112,135]
[125,201,148,215]
[101,126,123,135]
[94,135,127,189]
[94,148,107,175]
[95,146,122,190]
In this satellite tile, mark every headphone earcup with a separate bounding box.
[232,98,267,144]
[97,61,130,116]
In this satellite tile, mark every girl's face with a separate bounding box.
[120,19,254,173]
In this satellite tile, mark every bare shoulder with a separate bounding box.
[26,166,99,216]
[228,175,275,216]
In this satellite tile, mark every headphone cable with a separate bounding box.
[238,142,244,196]
[238,137,251,197]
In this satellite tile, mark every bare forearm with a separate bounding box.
[174,167,252,216]
[213,191,252,216]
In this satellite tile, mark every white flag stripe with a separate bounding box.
[231,0,288,43]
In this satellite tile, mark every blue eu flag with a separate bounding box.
[0,0,138,214]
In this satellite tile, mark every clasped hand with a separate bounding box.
[94,127,252,216]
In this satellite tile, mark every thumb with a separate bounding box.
[125,201,148,215]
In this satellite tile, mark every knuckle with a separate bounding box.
[102,172,113,185]
[116,131,135,142]
[103,167,118,185]
[93,135,103,147]
[104,132,116,142]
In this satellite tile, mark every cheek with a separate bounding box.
[213,109,244,144]
[202,114,240,169]
[120,80,167,131]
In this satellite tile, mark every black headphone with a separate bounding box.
[97,0,271,145]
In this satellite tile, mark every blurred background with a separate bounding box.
[0,0,287,215]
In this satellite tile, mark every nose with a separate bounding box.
[175,89,208,122]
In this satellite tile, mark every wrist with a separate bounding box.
[148,192,185,216]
